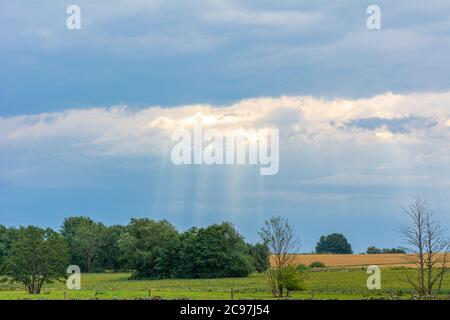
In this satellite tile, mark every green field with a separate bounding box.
[1,268,450,300]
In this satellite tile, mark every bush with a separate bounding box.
[118,218,179,279]
[177,223,253,278]
[296,264,309,272]
[279,266,307,295]
[309,261,326,268]
[225,253,254,277]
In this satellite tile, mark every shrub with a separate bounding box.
[296,264,309,272]
[118,218,179,279]
[177,223,253,278]
[309,261,326,268]
[279,266,307,295]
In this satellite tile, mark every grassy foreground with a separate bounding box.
[1,268,450,300]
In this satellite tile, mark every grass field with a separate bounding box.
[1,267,450,300]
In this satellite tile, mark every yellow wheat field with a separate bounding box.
[270,254,447,268]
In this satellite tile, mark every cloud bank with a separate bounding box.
[2,91,450,150]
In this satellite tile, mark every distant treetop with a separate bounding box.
[315,233,353,254]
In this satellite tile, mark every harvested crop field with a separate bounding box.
[277,254,417,268]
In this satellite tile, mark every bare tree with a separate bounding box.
[399,198,449,298]
[258,216,301,297]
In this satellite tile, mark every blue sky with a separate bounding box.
[1,0,450,252]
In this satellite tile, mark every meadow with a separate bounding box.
[1,267,450,300]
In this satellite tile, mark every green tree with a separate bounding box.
[2,226,69,294]
[60,216,106,272]
[250,242,270,272]
[61,216,93,269]
[259,216,301,297]
[153,236,182,278]
[382,248,406,254]
[97,225,127,271]
[367,246,382,254]
[366,246,406,254]
[315,233,353,254]
[177,223,253,278]
[118,218,179,279]
[0,225,17,270]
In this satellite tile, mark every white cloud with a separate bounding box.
[1,92,450,196]
[1,92,450,156]
[198,1,324,29]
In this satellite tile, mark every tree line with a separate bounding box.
[0,216,361,282]
[0,217,271,284]
[0,215,356,294]
[1,198,448,298]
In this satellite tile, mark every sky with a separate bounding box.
[1,0,450,252]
